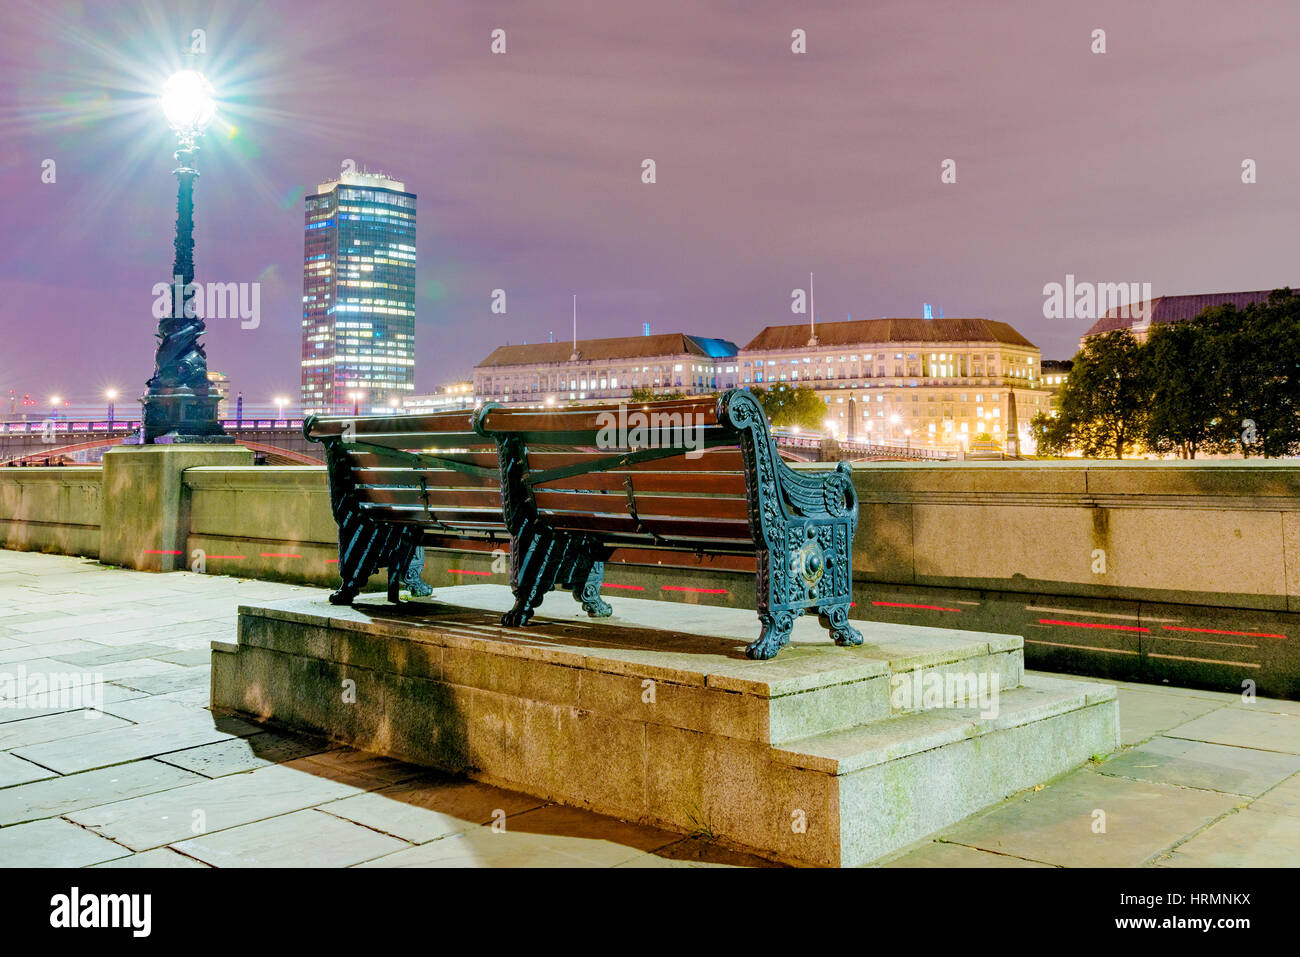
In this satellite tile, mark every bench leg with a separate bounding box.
[330,520,380,606]
[571,557,612,618]
[818,602,863,647]
[503,524,566,627]
[397,546,433,598]
[748,610,798,660]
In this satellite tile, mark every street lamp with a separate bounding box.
[274,395,287,421]
[139,67,230,444]
[349,391,363,416]
[106,389,118,428]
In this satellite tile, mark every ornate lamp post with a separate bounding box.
[140,69,231,444]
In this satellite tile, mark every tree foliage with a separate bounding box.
[1035,331,1149,459]
[628,387,686,402]
[749,384,827,431]
[1036,289,1300,459]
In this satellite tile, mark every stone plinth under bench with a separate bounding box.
[211,584,1119,866]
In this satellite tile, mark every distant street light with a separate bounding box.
[274,395,287,420]
[106,388,118,428]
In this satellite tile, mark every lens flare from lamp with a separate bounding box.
[162,70,216,131]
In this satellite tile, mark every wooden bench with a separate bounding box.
[305,388,862,659]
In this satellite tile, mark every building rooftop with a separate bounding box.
[314,170,408,194]
[1082,290,1281,339]
[742,317,1037,351]
[476,333,739,368]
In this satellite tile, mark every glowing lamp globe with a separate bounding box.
[161,70,216,131]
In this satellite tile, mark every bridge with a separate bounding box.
[769,429,956,462]
[1,419,958,467]
[0,419,322,466]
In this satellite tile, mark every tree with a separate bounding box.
[1142,320,1220,458]
[1202,290,1300,458]
[749,384,826,431]
[1036,330,1150,459]
[629,387,686,402]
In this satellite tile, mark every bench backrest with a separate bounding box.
[305,409,507,537]
[473,398,754,553]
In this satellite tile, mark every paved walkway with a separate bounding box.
[1,550,1297,867]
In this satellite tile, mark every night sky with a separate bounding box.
[2,0,1298,411]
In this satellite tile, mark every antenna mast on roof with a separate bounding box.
[570,295,579,360]
[807,272,819,346]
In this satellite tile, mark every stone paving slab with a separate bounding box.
[1111,688,1221,746]
[1252,772,1300,818]
[0,817,131,867]
[0,640,102,663]
[0,751,57,787]
[158,731,333,778]
[50,643,177,667]
[284,750,429,789]
[1156,809,1300,868]
[882,840,1054,868]
[0,684,149,725]
[65,764,370,851]
[352,826,629,868]
[938,769,1241,867]
[1097,735,1300,797]
[0,710,131,750]
[92,847,210,868]
[317,776,547,844]
[0,760,206,826]
[172,808,410,867]
[12,713,262,774]
[1164,708,1300,754]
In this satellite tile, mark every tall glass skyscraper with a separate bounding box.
[300,171,417,414]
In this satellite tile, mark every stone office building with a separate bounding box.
[1080,289,1277,347]
[473,333,740,406]
[739,317,1051,450]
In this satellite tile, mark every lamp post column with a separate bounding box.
[140,70,231,445]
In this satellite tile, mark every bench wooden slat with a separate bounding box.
[358,487,504,510]
[523,448,745,472]
[528,471,748,496]
[479,401,720,434]
[352,468,502,489]
[358,504,508,529]
[532,490,749,521]
[540,512,754,541]
[307,411,476,439]
[341,432,493,452]
[346,449,501,469]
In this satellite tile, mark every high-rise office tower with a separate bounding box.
[300,170,417,414]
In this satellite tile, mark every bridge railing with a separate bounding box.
[1,419,305,434]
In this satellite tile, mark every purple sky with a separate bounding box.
[2,0,1298,411]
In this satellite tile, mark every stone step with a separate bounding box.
[231,585,1023,745]
[775,675,1119,864]
[215,591,1117,867]
[776,674,1114,775]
